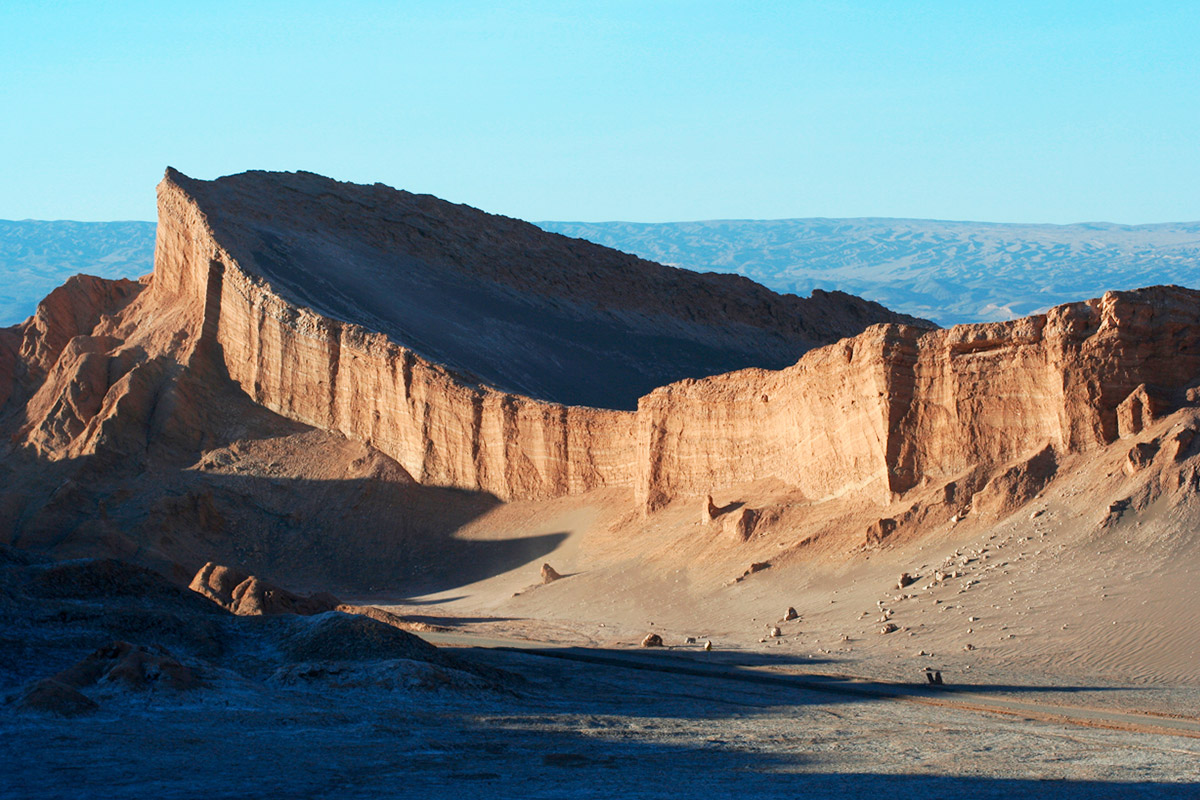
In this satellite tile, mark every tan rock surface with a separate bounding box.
[1,167,1199,608]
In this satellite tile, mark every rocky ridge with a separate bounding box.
[0,169,1198,582]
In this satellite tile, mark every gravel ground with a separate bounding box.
[6,645,1200,799]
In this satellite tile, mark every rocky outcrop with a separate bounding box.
[120,168,925,502]
[4,168,1200,535]
[724,506,760,542]
[972,445,1058,518]
[156,169,922,408]
[189,561,340,616]
[635,289,1200,509]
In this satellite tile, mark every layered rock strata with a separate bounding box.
[3,169,1199,519]
[139,169,923,501]
[636,288,1200,508]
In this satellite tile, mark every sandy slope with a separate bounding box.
[369,404,1200,705]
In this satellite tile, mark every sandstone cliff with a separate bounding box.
[157,169,922,411]
[636,287,1200,510]
[129,169,924,501]
[1,169,1198,570]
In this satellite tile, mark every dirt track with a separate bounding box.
[427,632,1200,740]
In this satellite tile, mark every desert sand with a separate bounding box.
[3,169,1200,797]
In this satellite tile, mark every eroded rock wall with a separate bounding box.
[152,176,635,501]
[9,171,1197,523]
[634,287,1200,509]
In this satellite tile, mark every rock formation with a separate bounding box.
[190,561,340,616]
[1,168,1199,583]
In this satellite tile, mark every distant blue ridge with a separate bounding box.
[538,218,1200,328]
[0,220,156,326]
[3,218,1198,329]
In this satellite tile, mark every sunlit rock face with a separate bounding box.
[137,168,922,500]
[4,168,1198,517]
[161,169,921,411]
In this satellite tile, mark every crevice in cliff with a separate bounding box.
[880,326,923,497]
[326,324,342,430]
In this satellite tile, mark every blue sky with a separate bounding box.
[2,1,1197,224]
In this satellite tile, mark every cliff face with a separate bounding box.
[158,169,924,412]
[147,173,635,499]
[3,169,1199,519]
[635,288,1200,509]
[131,169,931,501]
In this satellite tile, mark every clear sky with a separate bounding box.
[2,1,1197,224]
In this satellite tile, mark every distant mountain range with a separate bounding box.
[538,218,1200,326]
[0,220,155,325]
[2,217,1198,328]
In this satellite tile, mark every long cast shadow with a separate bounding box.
[1,446,567,598]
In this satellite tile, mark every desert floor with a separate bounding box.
[8,434,1200,798]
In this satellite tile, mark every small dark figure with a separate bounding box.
[924,669,944,685]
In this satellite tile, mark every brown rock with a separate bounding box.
[784,607,799,621]
[632,289,1200,510]
[641,633,664,648]
[897,573,916,589]
[144,168,916,505]
[769,626,782,638]
[189,562,251,607]
[190,562,339,616]
[1124,441,1160,475]
[54,641,200,692]
[16,678,98,717]
[725,506,760,542]
[332,603,442,633]
[739,561,771,581]
[540,563,563,583]
[1167,427,1197,462]
[1117,384,1165,438]
[879,623,899,635]
[866,517,898,546]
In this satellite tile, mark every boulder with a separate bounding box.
[724,507,760,542]
[1124,441,1160,475]
[640,633,664,648]
[866,517,898,546]
[190,562,338,616]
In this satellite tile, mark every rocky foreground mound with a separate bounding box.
[0,168,1198,591]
